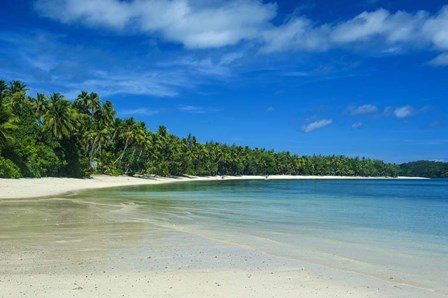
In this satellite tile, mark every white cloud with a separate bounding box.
[260,6,448,57]
[63,71,189,98]
[35,0,277,49]
[120,108,161,116]
[162,55,237,77]
[348,104,378,115]
[32,2,448,64]
[261,18,329,53]
[352,122,363,128]
[177,105,219,114]
[394,105,415,118]
[301,119,333,133]
[428,53,448,66]
[178,105,206,113]
[331,9,428,45]
[1,31,203,98]
[219,52,244,65]
[422,7,448,51]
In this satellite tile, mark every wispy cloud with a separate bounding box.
[347,104,378,115]
[62,71,190,98]
[394,105,415,118]
[0,31,235,98]
[120,108,162,116]
[393,105,430,119]
[383,106,393,116]
[178,105,206,114]
[158,54,241,78]
[261,6,448,58]
[427,120,443,128]
[301,119,333,133]
[403,138,448,146]
[281,71,311,77]
[428,53,448,66]
[119,105,221,116]
[177,105,220,114]
[352,122,363,128]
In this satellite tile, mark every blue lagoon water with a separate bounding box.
[1,178,447,295]
[84,178,448,294]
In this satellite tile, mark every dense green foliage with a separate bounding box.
[0,156,21,178]
[400,161,448,178]
[0,79,402,178]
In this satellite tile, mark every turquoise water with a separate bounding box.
[94,179,448,237]
[1,179,447,294]
[84,178,448,294]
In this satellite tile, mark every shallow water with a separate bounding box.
[1,179,447,295]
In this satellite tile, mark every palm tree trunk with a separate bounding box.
[114,137,130,164]
[124,148,137,174]
[137,149,143,162]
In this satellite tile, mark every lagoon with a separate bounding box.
[1,179,447,297]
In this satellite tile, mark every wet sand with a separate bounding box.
[0,207,440,298]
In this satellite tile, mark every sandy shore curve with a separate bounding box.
[0,174,424,200]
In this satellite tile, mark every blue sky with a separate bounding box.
[1,0,447,163]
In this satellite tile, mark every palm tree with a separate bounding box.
[114,118,138,164]
[6,81,28,108]
[33,93,48,125]
[137,132,152,163]
[87,92,101,116]
[73,91,100,116]
[34,93,48,116]
[73,91,90,115]
[43,93,75,139]
[75,91,100,115]
[99,100,116,128]
[7,80,27,95]
[83,128,111,164]
[124,122,147,173]
[0,80,7,101]
[0,100,18,147]
[90,100,116,132]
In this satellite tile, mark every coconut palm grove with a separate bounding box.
[0,79,446,179]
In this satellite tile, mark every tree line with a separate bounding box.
[0,79,404,178]
[400,161,448,178]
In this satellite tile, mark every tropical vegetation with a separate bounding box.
[0,79,406,178]
[400,161,448,178]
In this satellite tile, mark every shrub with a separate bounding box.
[0,156,21,178]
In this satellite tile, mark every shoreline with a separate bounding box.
[0,174,426,200]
